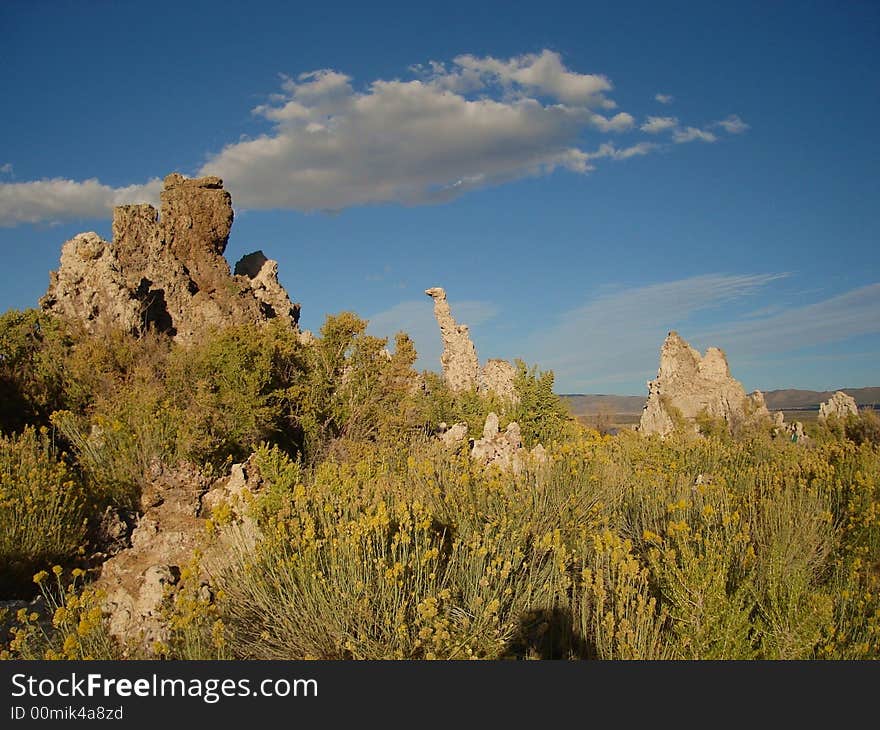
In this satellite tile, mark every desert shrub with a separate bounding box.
[61,326,171,415]
[0,309,72,432]
[2,567,120,659]
[7,426,880,660]
[51,398,177,511]
[211,446,576,659]
[166,320,304,465]
[508,360,573,446]
[695,409,730,440]
[576,530,670,659]
[0,428,87,595]
[845,409,880,446]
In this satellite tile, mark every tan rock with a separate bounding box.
[818,391,858,422]
[425,286,481,391]
[40,232,143,335]
[96,456,264,654]
[41,173,299,343]
[638,331,771,437]
[438,421,469,448]
[424,286,518,401]
[470,412,542,473]
[482,358,518,403]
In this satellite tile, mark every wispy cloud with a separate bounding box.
[698,283,880,355]
[0,163,12,176]
[673,126,718,144]
[714,114,750,134]
[516,275,880,393]
[366,297,499,371]
[519,273,786,391]
[655,93,674,104]
[641,116,678,134]
[0,50,747,225]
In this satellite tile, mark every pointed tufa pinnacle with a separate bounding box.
[639,330,771,436]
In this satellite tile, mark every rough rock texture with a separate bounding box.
[96,457,264,653]
[437,421,469,448]
[425,286,518,401]
[425,287,481,391]
[470,413,546,472]
[482,359,518,403]
[818,391,859,422]
[201,454,264,515]
[638,331,770,437]
[41,232,144,334]
[41,173,299,342]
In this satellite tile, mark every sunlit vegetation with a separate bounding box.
[2,308,879,659]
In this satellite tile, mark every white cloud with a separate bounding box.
[0,51,747,225]
[201,51,644,212]
[698,283,880,355]
[451,50,614,106]
[0,177,161,227]
[715,114,750,134]
[640,116,678,134]
[0,163,12,175]
[673,126,718,144]
[366,297,499,372]
[655,93,674,104]
[587,142,657,161]
[520,273,785,391]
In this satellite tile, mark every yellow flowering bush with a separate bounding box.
[0,428,87,595]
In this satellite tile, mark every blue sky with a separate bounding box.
[1,0,878,394]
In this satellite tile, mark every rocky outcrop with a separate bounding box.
[638,331,770,437]
[41,232,144,335]
[818,391,859,422]
[483,359,518,403]
[96,456,264,653]
[424,286,518,401]
[41,173,299,343]
[425,287,481,392]
[440,413,546,472]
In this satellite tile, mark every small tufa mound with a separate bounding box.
[41,173,300,342]
[439,413,546,472]
[638,331,771,437]
[425,286,518,402]
[818,391,859,422]
[95,455,265,654]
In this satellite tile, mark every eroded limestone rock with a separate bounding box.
[40,233,143,335]
[638,331,771,437]
[483,359,518,403]
[424,286,518,401]
[41,173,299,342]
[96,456,264,654]
[437,421,469,448]
[470,412,546,472]
[425,287,481,391]
[818,391,859,422]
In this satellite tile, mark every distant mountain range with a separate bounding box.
[562,387,880,416]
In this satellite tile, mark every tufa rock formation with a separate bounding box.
[482,359,518,403]
[424,286,518,401]
[425,287,481,391]
[41,173,299,342]
[638,331,770,437]
[440,412,546,472]
[818,391,859,422]
[96,455,265,653]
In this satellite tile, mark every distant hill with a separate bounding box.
[561,394,645,416]
[761,387,880,411]
[562,387,880,416]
